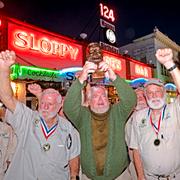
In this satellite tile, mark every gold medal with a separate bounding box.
[34,119,39,124]
[43,143,50,151]
[154,139,160,146]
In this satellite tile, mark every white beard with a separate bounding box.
[39,110,57,119]
[90,105,110,114]
[147,96,166,110]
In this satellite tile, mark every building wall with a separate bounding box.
[119,28,180,83]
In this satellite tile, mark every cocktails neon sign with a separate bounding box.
[10,64,83,82]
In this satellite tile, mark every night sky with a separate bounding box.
[1,0,180,46]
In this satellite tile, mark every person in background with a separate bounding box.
[63,60,136,180]
[130,48,180,180]
[125,87,148,146]
[0,50,80,180]
[125,87,148,180]
[0,106,17,180]
[81,83,91,107]
[27,83,42,101]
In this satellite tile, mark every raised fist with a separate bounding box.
[0,50,16,70]
[28,83,42,99]
[155,48,174,68]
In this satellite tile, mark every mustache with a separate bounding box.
[40,110,49,113]
[150,98,162,102]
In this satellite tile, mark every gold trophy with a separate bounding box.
[86,42,105,84]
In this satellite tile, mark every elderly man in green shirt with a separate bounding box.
[63,60,136,180]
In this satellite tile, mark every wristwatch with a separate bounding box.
[167,64,177,72]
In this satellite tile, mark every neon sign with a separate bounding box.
[100,3,115,22]
[130,61,152,79]
[8,22,83,69]
[14,31,78,59]
[103,55,121,71]
[10,64,82,82]
[103,51,126,78]
[135,64,149,77]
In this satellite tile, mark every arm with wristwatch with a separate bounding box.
[155,48,180,93]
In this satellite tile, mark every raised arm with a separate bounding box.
[63,61,97,126]
[156,48,180,93]
[0,50,17,112]
[27,83,42,101]
[78,60,117,84]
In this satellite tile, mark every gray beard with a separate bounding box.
[147,97,166,110]
[90,105,110,114]
[39,110,57,119]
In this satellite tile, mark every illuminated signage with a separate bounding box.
[10,64,82,82]
[130,78,148,88]
[105,29,116,44]
[8,22,83,69]
[14,32,78,59]
[100,19,115,31]
[103,51,126,78]
[100,41,119,54]
[100,3,115,22]
[130,61,152,79]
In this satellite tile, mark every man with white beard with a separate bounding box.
[0,50,81,180]
[129,48,180,180]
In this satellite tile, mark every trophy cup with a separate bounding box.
[86,42,105,84]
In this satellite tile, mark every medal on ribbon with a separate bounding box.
[34,118,39,125]
[149,105,166,146]
[40,117,58,139]
[154,138,160,146]
[43,143,51,151]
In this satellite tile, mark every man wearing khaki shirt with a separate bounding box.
[0,107,17,180]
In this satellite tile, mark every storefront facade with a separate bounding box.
[0,16,154,106]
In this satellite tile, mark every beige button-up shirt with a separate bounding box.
[0,121,17,180]
[130,96,180,176]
